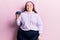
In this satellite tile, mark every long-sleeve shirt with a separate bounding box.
[17,11,43,33]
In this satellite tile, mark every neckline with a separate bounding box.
[25,11,34,14]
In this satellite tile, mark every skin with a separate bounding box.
[16,14,19,20]
[26,2,33,12]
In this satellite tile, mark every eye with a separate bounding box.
[30,4,33,6]
[30,4,31,6]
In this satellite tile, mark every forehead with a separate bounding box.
[26,2,33,5]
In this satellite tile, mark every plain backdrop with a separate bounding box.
[0,0,60,40]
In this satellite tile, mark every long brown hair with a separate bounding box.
[24,1,37,13]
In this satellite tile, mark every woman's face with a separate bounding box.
[26,2,33,12]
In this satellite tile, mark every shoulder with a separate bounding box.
[34,13,40,16]
[35,13,41,18]
[20,11,27,16]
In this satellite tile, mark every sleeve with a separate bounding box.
[17,15,22,26]
[37,14,43,33]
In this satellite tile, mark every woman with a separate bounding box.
[17,1,43,40]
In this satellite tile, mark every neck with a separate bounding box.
[27,10,33,12]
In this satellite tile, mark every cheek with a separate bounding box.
[26,6,29,10]
[30,6,33,9]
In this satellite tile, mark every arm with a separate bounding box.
[37,14,43,40]
[16,14,20,20]
[17,16,22,26]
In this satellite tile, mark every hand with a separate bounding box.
[38,33,42,40]
[38,35,42,40]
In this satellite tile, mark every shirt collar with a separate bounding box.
[25,11,34,14]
